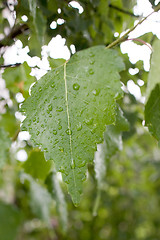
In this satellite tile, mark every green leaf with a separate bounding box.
[21,173,52,223]
[21,46,125,205]
[23,150,53,181]
[145,39,160,142]
[0,128,11,169]
[0,112,19,138]
[2,62,35,99]
[46,171,68,231]
[94,106,129,189]
[0,201,22,240]
[28,0,46,56]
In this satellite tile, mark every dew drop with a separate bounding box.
[65,129,72,135]
[33,117,36,122]
[41,124,44,128]
[92,89,100,96]
[89,69,94,75]
[39,87,42,92]
[53,130,57,135]
[58,125,62,130]
[58,166,65,173]
[36,131,40,136]
[48,104,52,111]
[59,146,64,152]
[71,161,75,169]
[73,83,80,90]
[89,53,95,57]
[90,60,95,65]
[78,160,85,168]
[49,113,52,117]
[77,122,82,131]
[55,139,59,144]
[51,83,55,88]
[56,107,63,112]
[53,96,57,100]
[85,118,93,125]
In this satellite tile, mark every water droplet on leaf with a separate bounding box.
[59,146,64,152]
[66,129,72,135]
[73,83,80,90]
[85,118,93,125]
[92,89,100,96]
[53,130,57,135]
[77,122,82,131]
[89,69,94,75]
[56,107,63,112]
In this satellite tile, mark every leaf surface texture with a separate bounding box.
[21,46,124,205]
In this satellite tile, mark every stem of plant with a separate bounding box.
[106,4,160,49]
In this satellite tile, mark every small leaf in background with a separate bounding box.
[21,46,125,205]
[145,39,160,143]
[0,128,11,169]
[23,150,53,181]
[46,171,68,231]
[94,106,129,189]
[2,62,36,99]
[21,173,52,223]
[28,0,46,56]
[0,201,22,240]
[0,111,20,138]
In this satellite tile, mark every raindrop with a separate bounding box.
[49,113,52,117]
[39,87,42,92]
[36,131,40,136]
[71,161,75,169]
[51,83,55,88]
[90,60,95,65]
[55,139,59,144]
[66,129,72,135]
[58,125,62,130]
[78,160,85,168]
[77,122,82,131]
[92,89,100,96]
[48,104,52,111]
[56,107,63,112]
[89,53,95,57]
[59,146,64,152]
[89,69,94,75]
[73,83,80,90]
[53,130,57,135]
[58,166,65,173]
[85,118,93,125]
[41,124,44,128]
[33,117,36,122]
[53,96,57,100]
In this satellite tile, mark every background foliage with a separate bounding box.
[0,0,160,239]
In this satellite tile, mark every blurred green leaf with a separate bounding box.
[145,39,160,143]
[0,128,11,169]
[23,150,53,181]
[0,201,22,240]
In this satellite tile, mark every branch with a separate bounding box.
[0,24,29,49]
[0,63,21,68]
[106,4,160,49]
[109,4,139,18]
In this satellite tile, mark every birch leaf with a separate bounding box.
[145,39,160,143]
[21,46,124,205]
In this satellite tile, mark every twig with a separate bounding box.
[0,24,29,49]
[106,4,160,49]
[109,4,139,18]
[12,128,20,142]
[0,63,21,68]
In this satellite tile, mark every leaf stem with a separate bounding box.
[106,4,160,49]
